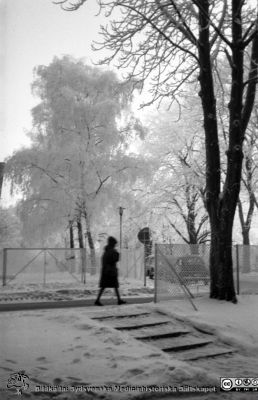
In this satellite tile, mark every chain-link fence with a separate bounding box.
[154,243,258,303]
[0,246,145,289]
[2,244,257,295]
[234,245,258,295]
[1,248,88,287]
[154,244,210,303]
[120,247,145,280]
[235,245,258,273]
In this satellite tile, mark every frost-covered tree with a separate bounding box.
[5,57,146,260]
[135,104,209,246]
[0,207,22,248]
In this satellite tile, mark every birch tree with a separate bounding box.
[0,207,21,247]
[6,57,145,256]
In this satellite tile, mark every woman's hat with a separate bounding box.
[107,236,117,247]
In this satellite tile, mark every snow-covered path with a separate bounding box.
[0,295,258,399]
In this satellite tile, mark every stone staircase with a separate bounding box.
[90,308,236,362]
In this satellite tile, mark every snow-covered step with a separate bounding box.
[177,344,236,361]
[126,323,191,340]
[142,336,213,352]
[91,311,151,320]
[110,316,171,330]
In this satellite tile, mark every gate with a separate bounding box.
[155,243,210,305]
[154,243,258,302]
[120,247,145,280]
[1,247,145,288]
[1,248,87,287]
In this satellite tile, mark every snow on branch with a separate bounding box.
[53,0,88,11]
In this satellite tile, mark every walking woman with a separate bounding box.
[95,236,126,306]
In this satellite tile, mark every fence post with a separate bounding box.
[134,250,137,279]
[154,244,157,303]
[126,249,129,278]
[3,248,7,286]
[43,250,47,286]
[143,246,146,287]
[81,248,86,284]
[236,245,240,295]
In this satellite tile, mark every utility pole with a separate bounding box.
[119,207,124,256]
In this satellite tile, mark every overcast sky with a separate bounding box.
[1,0,257,163]
[1,0,109,161]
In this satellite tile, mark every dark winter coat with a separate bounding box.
[99,245,120,288]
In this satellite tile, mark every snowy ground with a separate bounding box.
[0,272,212,305]
[0,289,258,399]
[0,276,154,303]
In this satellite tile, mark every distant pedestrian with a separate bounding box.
[95,236,126,306]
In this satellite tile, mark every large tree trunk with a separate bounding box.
[242,230,250,246]
[242,242,251,274]
[187,200,199,254]
[83,207,96,273]
[77,215,87,282]
[0,162,5,198]
[207,143,243,302]
[218,209,236,301]
[186,188,198,248]
[238,199,252,273]
[77,216,84,248]
[209,204,237,302]
[68,220,75,272]
[197,0,250,303]
[69,220,74,249]
[237,148,256,273]
[209,221,220,298]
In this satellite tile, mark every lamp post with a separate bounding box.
[119,207,124,257]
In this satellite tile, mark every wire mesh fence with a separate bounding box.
[155,243,258,302]
[155,244,211,303]
[1,244,258,295]
[1,248,87,287]
[234,245,258,295]
[0,246,145,289]
[235,245,258,273]
[120,246,145,280]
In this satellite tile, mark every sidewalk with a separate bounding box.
[0,296,153,312]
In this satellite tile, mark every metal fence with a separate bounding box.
[0,246,145,288]
[234,245,258,273]
[234,244,258,295]
[120,246,145,280]
[1,248,86,287]
[154,243,258,303]
[154,244,210,303]
[1,244,257,295]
